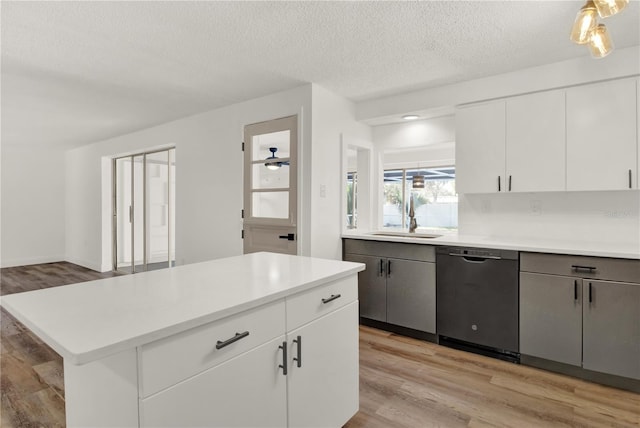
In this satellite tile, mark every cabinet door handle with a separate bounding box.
[387,260,391,277]
[629,169,633,189]
[293,335,302,368]
[574,280,578,301]
[321,294,341,304]
[571,265,597,273]
[216,331,249,350]
[279,341,287,375]
[379,259,384,276]
[588,282,593,303]
[498,176,501,192]
[508,175,512,192]
[279,233,295,241]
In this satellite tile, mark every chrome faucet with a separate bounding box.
[408,196,417,233]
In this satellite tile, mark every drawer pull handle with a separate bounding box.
[321,294,341,304]
[279,341,287,375]
[216,331,250,350]
[571,265,597,273]
[293,335,302,368]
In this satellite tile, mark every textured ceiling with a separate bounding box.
[2,1,639,149]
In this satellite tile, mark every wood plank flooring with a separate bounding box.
[345,327,640,428]
[1,262,639,427]
[1,262,120,428]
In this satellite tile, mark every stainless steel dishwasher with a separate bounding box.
[436,246,520,362]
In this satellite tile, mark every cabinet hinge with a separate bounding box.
[241,230,244,239]
[241,142,244,151]
[241,209,244,219]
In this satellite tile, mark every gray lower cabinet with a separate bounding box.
[386,258,435,332]
[520,272,582,366]
[343,239,436,333]
[343,254,386,322]
[520,252,640,381]
[582,280,640,380]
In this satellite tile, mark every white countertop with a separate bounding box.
[0,252,365,365]
[342,230,640,260]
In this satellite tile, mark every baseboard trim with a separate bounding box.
[64,257,104,272]
[521,354,640,393]
[0,256,65,268]
[359,318,437,343]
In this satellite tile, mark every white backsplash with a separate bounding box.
[459,191,640,247]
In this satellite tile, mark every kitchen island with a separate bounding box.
[1,252,365,427]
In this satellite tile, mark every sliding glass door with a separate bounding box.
[113,148,175,273]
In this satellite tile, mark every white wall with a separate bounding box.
[373,116,454,151]
[459,191,640,249]
[66,85,312,272]
[358,46,640,121]
[310,85,372,259]
[1,145,66,267]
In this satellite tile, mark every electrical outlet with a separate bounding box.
[531,200,542,216]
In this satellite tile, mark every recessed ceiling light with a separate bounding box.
[402,114,419,120]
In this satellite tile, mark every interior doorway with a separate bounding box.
[243,115,297,255]
[113,148,176,273]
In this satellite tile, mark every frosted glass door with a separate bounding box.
[146,151,170,269]
[115,157,133,273]
[113,148,175,272]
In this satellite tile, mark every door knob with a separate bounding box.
[279,233,295,241]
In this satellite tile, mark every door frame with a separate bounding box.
[112,147,175,272]
[243,115,298,254]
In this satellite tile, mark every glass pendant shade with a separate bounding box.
[588,24,614,58]
[412,175,425,189]
[593,0,629,17]
[570,1,598,44]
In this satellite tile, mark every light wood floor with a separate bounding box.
[1,262,639,427]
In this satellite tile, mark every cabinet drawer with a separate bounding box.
[521,252,640,283]
[344,239,435,262]
[286,275,357,331]
[139,300,285,397]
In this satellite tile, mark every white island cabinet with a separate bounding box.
[0,252,365,428]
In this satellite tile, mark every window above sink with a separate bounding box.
[382,166,458,233]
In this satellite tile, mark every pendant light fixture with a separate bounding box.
[569,0,627,58]
[588,24,614,58]
[593,0,629,18]
[570,1,598,44]
[412,175,425,189]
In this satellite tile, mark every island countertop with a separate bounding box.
[0,252,365,365]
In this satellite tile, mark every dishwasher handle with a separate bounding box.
[447,253,502,261]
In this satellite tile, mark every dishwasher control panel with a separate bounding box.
[437,246,518,261]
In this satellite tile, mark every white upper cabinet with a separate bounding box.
[455,100,506,194]
[566,78,638,191]
[506,90,566,192]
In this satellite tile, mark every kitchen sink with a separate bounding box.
[369,231,442,239]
